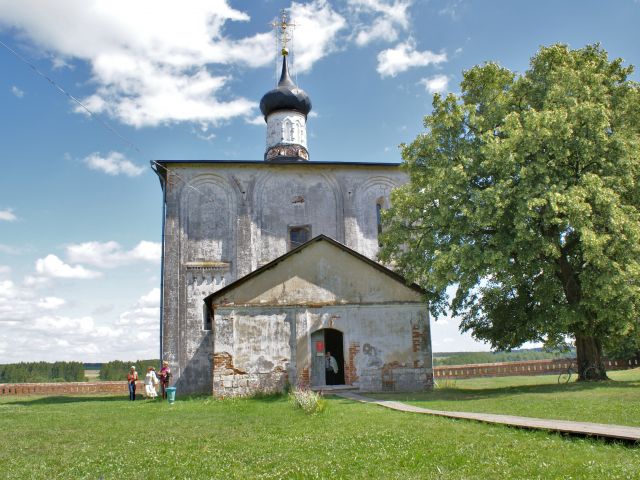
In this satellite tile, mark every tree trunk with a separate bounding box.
[575,334,608,381]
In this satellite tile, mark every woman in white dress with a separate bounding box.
[144,367,159,399]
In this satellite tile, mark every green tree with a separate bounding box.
[380,44,640,381]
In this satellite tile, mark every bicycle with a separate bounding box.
[558,361,601,383]
[557,361,576,384]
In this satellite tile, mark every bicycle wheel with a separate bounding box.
[558,368,573,384]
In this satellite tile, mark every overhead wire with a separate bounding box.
[0,37,298,241]
[0,38,141,154]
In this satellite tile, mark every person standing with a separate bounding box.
[158,361,171,400]
[127,366,138,401]
[144,367,159,399]
[325,351,339,385]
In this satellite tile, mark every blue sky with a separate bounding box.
[0,0,638,362]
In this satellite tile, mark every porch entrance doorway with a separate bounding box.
[310,328,345,387]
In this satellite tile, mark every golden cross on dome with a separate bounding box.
[271,9,296,56]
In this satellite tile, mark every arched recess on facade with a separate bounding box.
[180,174,238,270]
[254,170,344,264]
[353,176,399,257]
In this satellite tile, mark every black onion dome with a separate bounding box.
[260,55,311,119]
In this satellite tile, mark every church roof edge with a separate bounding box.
[151,159,402,167]
[204,234,425,308]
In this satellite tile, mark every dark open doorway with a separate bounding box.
[324,328,345,385]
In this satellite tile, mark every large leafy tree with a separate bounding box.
[380,44,640,380]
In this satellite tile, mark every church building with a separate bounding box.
[152,21,433,395]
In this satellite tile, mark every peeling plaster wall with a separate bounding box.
[160,163,407,394]
[213,240,423,307]
[212,304,432,397]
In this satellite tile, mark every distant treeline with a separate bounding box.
[0,361,86,383]
[433,349,576,366]
[99,360,160,381]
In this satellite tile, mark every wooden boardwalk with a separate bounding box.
[336,392,640,442]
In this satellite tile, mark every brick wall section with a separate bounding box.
[345,342,360,385]
[298,367,310,388]
[411,325,421,353]
[0,381,142,396]
[434,357,640,379]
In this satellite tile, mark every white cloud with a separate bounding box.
[37,297,66,310]
[0,279,65,324]
[23,275,52,288]
[419,74,449,94]
[0,267,159,362]
[11,85,24,97]
[288,0,347,73]
[349,0,412,46]
[83,151,145,177]
[0,0,273,128]
[0,209,17,221]
[116,288,160,327]
[66,240,161,268]
[138,288,160,308]
[35,254,102,279]
[245,114,266,126]
[33,315,94,333]
[439,1,465,20]
[376,40,446,77]
[0,265,10,278]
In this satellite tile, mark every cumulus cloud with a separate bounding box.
[37,297,66,310]
[0,209,17,221]
[83,151,145,177]
[245,114,266,126]
[116,288,160,328]
[419,74,449,94]
[376,40,446,77]
[0,1,348,128]
[0,267,159,362]
[0,0,273,127]
[0,279,64,324]
[11,85,24,97]
[289,0,347,73]
[66,240,161,268]
[35,254,102,279]
[349,0,412,46]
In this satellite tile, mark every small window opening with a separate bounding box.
[289,225,311,250]
[376,201,384,246]
[203,304,212,331]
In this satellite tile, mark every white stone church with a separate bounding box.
[152,42,433,396]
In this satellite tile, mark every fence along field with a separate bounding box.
[1,357,639,396]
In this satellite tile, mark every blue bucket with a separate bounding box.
[166,386,176,404]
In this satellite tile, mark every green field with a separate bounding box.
[84,369,100,380]
[1,372,639,479]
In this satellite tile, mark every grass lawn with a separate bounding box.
[372,368,640,427]
[1,383,640,479]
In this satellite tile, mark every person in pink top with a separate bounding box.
[158,361,171,399]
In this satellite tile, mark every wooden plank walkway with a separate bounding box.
[336,391,640,442]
